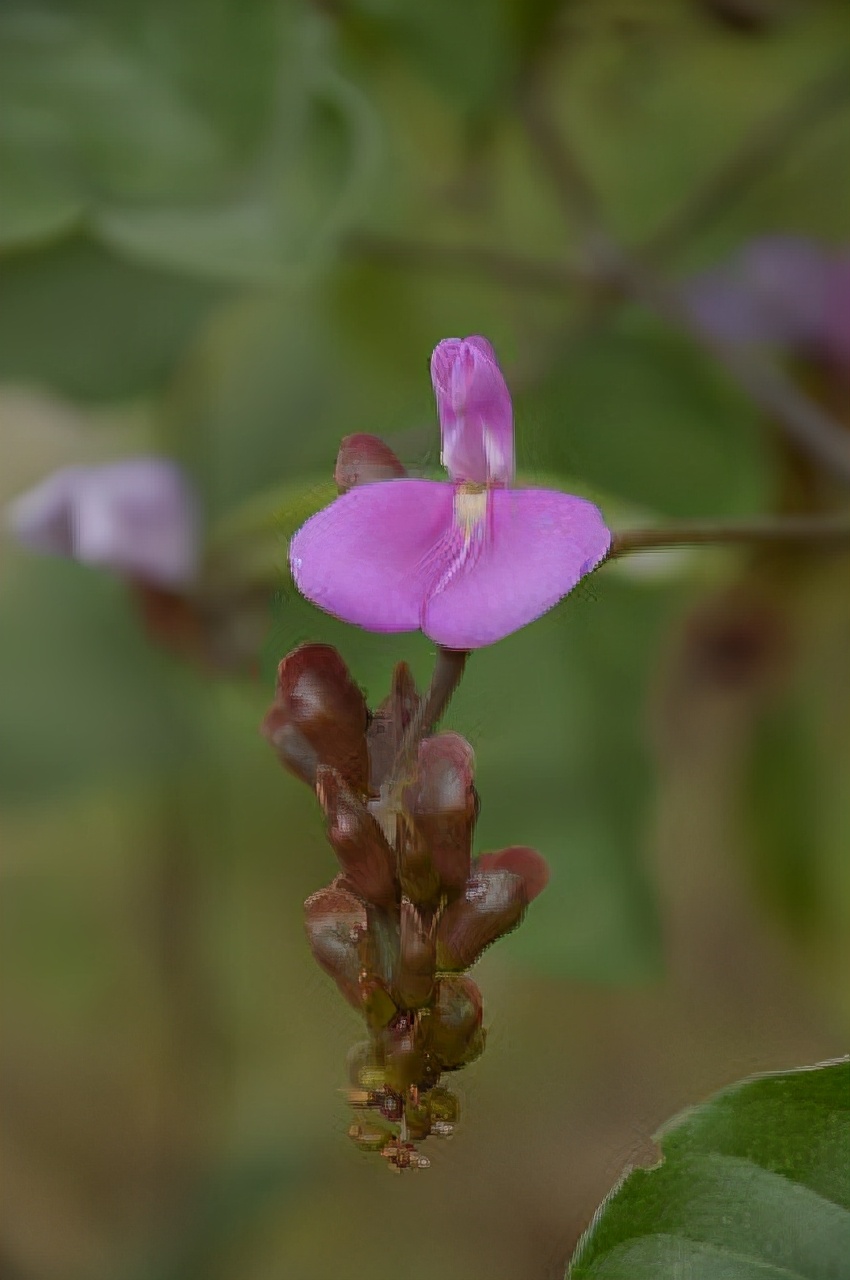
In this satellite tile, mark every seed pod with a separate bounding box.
[261,644,369,792]
[436,870,526,970]
[335,433,407,494]
[317,765,398,906]
[474,846,549,902]
[393,899,436,1008]
[367,662,421,791]
[304,883,368,1009]
[404,733,476,891]
[427,975,485,1070]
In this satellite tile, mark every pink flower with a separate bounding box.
[290,337,610,649]
[685,237,850,373]
[6,458,200,588]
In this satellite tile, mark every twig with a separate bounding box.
[346,231,586,295]
[518,96,850,487]
[609,511,850,560]
[643,61,850,261]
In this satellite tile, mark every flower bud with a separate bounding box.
[427,975,485,1070]
[393,899,436,1008]
[367,662,421,791]
[397,814,442,907]
[349,1119,395,1152]
[404,733,476,891]
[335,434,407,494]
[6,458,200,589]
[380,1012,437,1094]
[262,644,369,792]
[474,846,549,902]
[436,870,526,970]
[304,883,368,1009]
[316,766,398,906]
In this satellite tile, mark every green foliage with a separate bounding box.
[0,559,204,804]
[569,1057,850,1279]
[0,236,222,399]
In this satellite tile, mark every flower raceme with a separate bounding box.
[290,337,611,649]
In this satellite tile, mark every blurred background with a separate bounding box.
[2,0,850,1276]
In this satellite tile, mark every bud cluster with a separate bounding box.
[261,642,549,1170]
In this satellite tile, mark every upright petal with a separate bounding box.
[430,336,514,485]
[290,479,455,633]
[423,488,610,649]
[6,458,200,588]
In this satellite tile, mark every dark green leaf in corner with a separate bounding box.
[568,1057,850,1279]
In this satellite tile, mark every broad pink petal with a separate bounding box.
[422,488,610,648]
[430,336,514,486]
[290,479,455,633]
[6,458,200,587]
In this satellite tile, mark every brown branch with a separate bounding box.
[518,96,850,487]
[346,231,585,295]
[609,511,850,560]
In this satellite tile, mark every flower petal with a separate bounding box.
[290,479,455,633]
[422,488,610,648]
[6,458,200,587]
[430,336,514,485]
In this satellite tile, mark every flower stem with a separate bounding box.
[387,647,469,790]
[609,512,850,560]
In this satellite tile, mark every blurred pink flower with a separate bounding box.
[6,457,200,588]
[290,336,610,649]
[685,236,850,372]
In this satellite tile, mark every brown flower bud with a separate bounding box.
[316,766,398,906]
[380,1012,437,1094]
[404,733,476,891]
[335,434,407,494]
[474,846,549,902]
[436,871,526,970]
[367,662,421,791]
[427,975,485,1070]
[393,899,436,1008]
[261,644,369,792]
[397,813,441,907]
[304,883,368,1009]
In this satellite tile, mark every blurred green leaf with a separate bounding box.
[0,559,205,805]
[0,1,381,279]
[448,574,678,981]
[569,1056,850,1279]
[138,1151,309,1280]
[519,314,768,520]
[0,235,222,400]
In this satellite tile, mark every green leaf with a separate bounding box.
[519,314,767,521]
[445,574,679,982]
[0,1,380,277]
[569,1057,850,1279]
[0,559,205,805]
[0,235,222,400]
